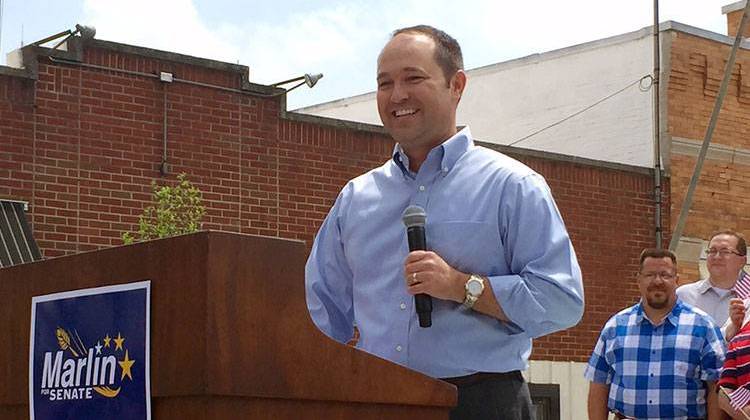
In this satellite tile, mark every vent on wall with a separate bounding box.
[0,200,43,267]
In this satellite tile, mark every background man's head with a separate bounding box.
[376,25,467,154]
[706,229,747,283]
[638,248,678,311]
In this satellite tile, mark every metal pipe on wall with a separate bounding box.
[652,0,663,249]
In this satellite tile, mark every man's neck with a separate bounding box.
[402,129,459,172]
[642,303,674,326]
[709,274,738,290]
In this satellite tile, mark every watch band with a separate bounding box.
[462,274,485,309]
[462,293,480,309]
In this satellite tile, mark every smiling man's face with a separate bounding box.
[376,32,464,156]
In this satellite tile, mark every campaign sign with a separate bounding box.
[29,281,151,420]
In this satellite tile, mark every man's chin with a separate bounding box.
[708,267,725,276]
[646,298,669,309]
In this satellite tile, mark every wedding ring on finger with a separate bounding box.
[412,272,418,285]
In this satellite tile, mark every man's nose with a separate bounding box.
[390,82,409,102]
[652,275,667,285]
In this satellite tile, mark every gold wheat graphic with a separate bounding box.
[55,327,79,358]
[55,326,123,398]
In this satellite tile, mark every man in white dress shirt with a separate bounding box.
[677,230,748,340]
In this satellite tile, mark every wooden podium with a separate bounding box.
[0,231,456,418]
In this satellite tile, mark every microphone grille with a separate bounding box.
[402,205,426,227]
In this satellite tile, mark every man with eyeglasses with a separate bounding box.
[586,248,726,420]
[677,230,749,340]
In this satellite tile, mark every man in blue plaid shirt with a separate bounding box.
[585,248,726,419]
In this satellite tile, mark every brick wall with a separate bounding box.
[726,6,750,39]
[0,74,34,209]
[0,40,662,362]
[667,30,750,279]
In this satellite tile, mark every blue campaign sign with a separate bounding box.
[29,281,151,420]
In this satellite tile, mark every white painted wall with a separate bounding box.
[298,29,656,168]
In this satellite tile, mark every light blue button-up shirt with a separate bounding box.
[305,127,584,378]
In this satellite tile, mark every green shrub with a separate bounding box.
[122,173,206,244]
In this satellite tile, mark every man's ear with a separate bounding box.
[451,70,467,100]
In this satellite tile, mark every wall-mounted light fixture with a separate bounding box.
[32,24,97,51]
[271,73,323,93]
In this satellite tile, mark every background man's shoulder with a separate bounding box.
[676,278,706,298]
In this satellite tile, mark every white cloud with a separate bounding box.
[80,0,734,109]
[82,0,240,62]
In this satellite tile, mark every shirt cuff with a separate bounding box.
[487,274,527,335]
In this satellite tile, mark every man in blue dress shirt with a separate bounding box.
[305,24,584,419]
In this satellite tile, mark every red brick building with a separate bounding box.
[667,3,750,280]
[0,33,662,363]
[5,5,749,418]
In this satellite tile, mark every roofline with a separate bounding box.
[663,20,750,48]
[298,19,750,112]
[282,111,658,176]
[294,89,376,112]
[475,138,658,177]
[722,1,747,14]
[87,38,250,76]
[4,35,279,96]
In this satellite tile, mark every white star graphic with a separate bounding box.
[95,341,103,355]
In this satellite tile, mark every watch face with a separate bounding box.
[467,279,483,295]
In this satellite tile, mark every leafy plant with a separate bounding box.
[122,173,206,244]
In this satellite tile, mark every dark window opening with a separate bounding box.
[530,383,560,420]
[0,200,42,267]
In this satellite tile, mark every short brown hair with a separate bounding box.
[709,229,747,256]
[639,248,677,271]
[391,25,463,83]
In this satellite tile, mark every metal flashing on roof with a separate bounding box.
[0,200,43,268]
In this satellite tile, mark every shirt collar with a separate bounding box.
[701,276,737,295]
[695,278,713,295]
[634,300,681,327]
[391,126,473,177]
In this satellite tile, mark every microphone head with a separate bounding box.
[402,205,426,228]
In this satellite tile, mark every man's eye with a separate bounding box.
[407,76,424,83]
[377,80,393,89]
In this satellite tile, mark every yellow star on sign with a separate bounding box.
[118,350,135,381]
[103,334,111,348]
[113,332,125,351]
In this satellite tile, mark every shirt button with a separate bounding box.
[649,400,653,404]
[400,302,406,310]
[419,185,425,191]
[442,167,448,173]
[396,345,403,352]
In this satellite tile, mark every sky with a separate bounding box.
[0,0,740,109]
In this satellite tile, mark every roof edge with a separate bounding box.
[722,1,747,14]
[283,112,659,176]
[6,35,280,96]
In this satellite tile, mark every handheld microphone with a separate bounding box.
[402,205,432,328]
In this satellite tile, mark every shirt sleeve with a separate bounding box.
[490,173,585,338]
[584,321,614,384]
[305,188,355,344]
[719,338,740,390]
[700,323,728,382]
